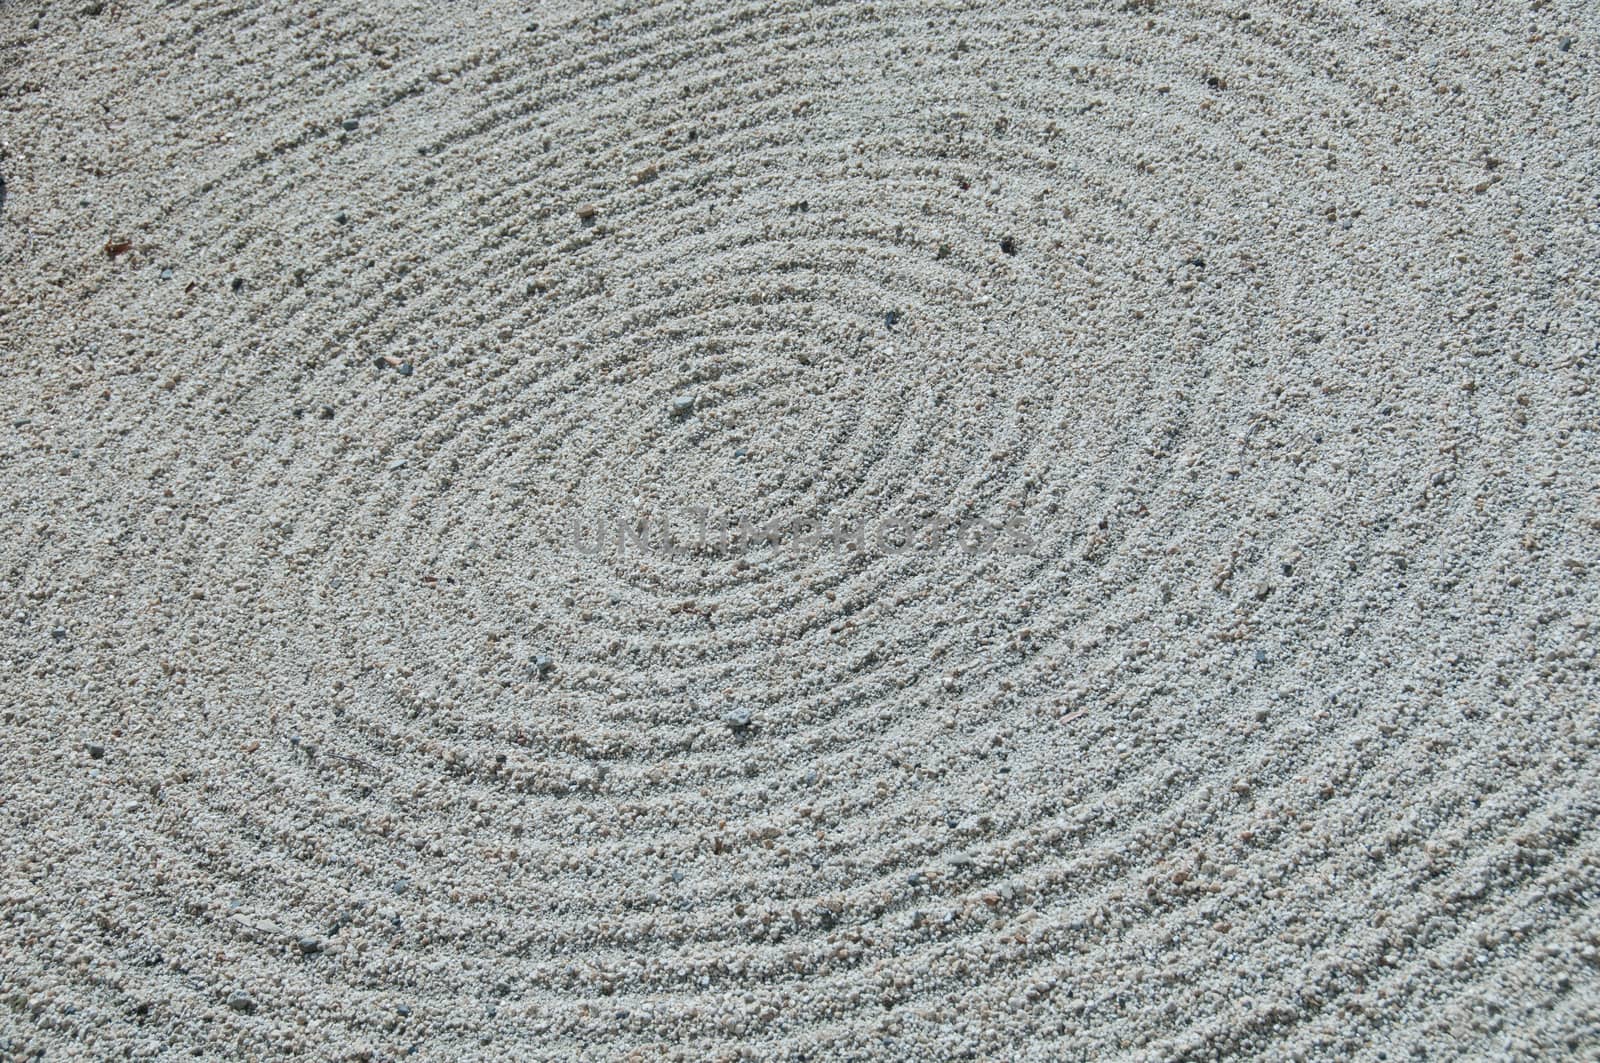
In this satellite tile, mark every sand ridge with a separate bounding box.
[1,1,1598,1058]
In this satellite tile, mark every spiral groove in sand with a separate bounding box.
[2,1,1598,1058]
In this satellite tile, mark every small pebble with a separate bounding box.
[231,277,245,292]
[1254,648,1268,665]
[398,362,414,377]
[318,405,335,420]
[723,708,752,730]
[342,118,359,131]
[51,627,67,641]
[670,395,695,418]
[334,211,349,225]
[531,655,554,677]
[999,236,1017,255]
[159,268,173,281]
[297,937,323,955]
[226,991,255,1014]
[396,1004,412,1017]
[86,742,105,759]
[884,310,900,329]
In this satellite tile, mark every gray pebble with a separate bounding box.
[86,742,105,760]
[226,990,255,1014]
[297,936,322,955]
[334,211,349,225]
[723,708,752,730]
[670,395,695,418]
[342,118,359,131]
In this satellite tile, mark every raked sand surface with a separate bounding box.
[2,1,1599,1059]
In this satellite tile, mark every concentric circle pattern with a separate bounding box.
[3,1,1599,1058]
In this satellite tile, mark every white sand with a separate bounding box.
[2,1,1598,1058]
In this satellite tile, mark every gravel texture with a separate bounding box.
[2,1,1599,1059]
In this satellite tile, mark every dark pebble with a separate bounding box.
[936,242,951,260]
[231,277,245,292]
[297,937,322,955]
[335,211,349,225]
[51,627,67,641]
[999,236,1017,255]
[318,405,335,420]
[86,742,105,759]
[398,362,413,377]
[396,1004,412,1017]
[884,310,899,329]
[342,118,359,131]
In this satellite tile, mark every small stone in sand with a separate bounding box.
[226,991,255,1013]
[671,395,695,418]
[297,937,323,955]
[342,118,359,131]
[723,708,752,730]
[86,742,105,759]
[1000,236,1017,255]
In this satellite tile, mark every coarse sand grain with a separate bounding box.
[2,1,1599,1059]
